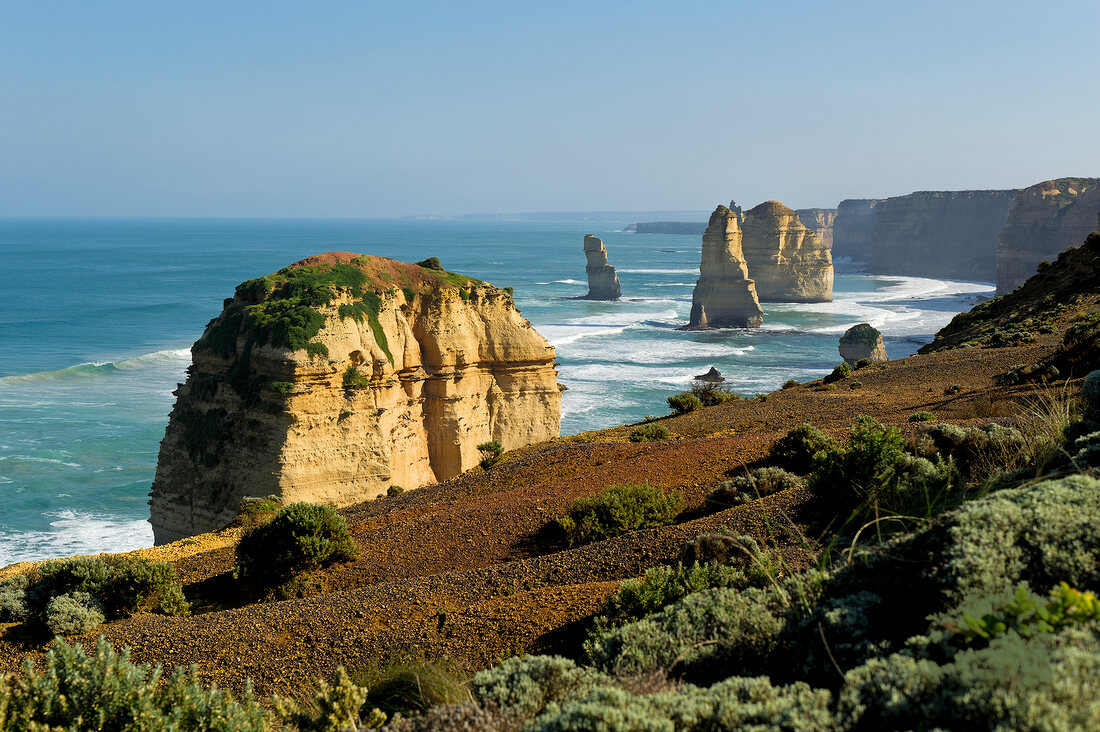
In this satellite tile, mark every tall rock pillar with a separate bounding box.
[582,234,621,300]
[742,201,834,302]
[683,205,763,329]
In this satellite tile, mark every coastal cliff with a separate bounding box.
[996,177,1100,294]
[582,234,621,300]
[683,205,763,329]
[832,199,878,261]
[867,190,1015,279]
[149,253,560,544]
[742,201,833,302]
[794,208,837,250]
[626,222,706,234]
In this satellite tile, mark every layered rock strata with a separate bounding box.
[839,323,888,365]
[149,253,561,544]
[795,208,838,250]
[683,205,763,329]
[582,235,621,300]
[741,201,834,302]
[867,190,1016,280]
[996,178,1100,294]
[832,199,878,262]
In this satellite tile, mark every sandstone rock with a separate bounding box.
[149,253,561,544]
[694,366,724,382]
[867,190,1016,280]
[795,208,838,251]
[996,178,1100,294]
[833,199,878,262]
[582,235,621,300]
[839,323,888,365]
[741,201,834,302]
[683,205,763,329]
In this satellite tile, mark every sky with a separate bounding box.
[1,1,1098,218]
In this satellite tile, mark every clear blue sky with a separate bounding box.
[1,1,1097,217]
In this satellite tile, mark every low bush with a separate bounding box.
[629,423,670,442]
[32,555,190,621]
[343,365,370,389]
[415,257,444,271]
[598,562,751,629]
[233,502,358,586]
[854,358,873,369]
[908,411,935,422]
[557,483,682,547]
[823,362,851,384]
[781,379,800,389]
[379,702,519,732]
[705,467,803,510]
[920,422,1028,480]
[0,575,30,622]
[768,424,837,475]
[387,484,404,497]
[230,495,282,529]
[355,660,470,718]
[477,440,504,469]
[274,667,379,732]
[689,381,739,406]
[667,392,702,414]
[944,383,961,395]
[44,591,105,636]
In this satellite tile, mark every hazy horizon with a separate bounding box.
[2,1,1097,218]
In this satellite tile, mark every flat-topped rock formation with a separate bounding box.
[683,205,763,329]
[582,234,622,300]
[795,208,838,250]
[867,190,1016,280]
[741,201,834,302]
[996,177,1100,294]
[149,253,561,544]
[832,199,878,262]
[839,323,888,365]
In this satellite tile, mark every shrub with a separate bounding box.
[343,365,370,389]
[5,636,269,731]
[557,483,682,547]
[768,424,837,475]
[629,424,670,442]
[598,562,751,628]
[33,555,190,620]
[922,422,1027,480]
[854,358,873,369]
[848,380,862,390]
[944,582,1100,644]
[415,257,444,271]
[401,286,416,304]
[1085,370,1100,419]
[908,411,935,422]
[477,440,504,469]
[823,362,851,384]
[1064,311,1100,350]
[272,381,295,396]
[471,655,606,722]
[705,468,803,510]
[44,591,106,636]
[0,576,29,622]
[944,384,961,395]
[781,379,799,389]
[380,702,519,732]
[354,660,469,718]
[230,495,282,529]
[387,485,405,497]
[690,381,739,406]
[233,502,358,585]
[667,392,702,414]
[274,667,383,732]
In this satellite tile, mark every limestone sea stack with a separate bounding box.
[996,177,1100,294]
[683,205,763,329]
[149,253,561,544]
[582,234,621,300]
[839,323,888,365]
[741,201,834,302]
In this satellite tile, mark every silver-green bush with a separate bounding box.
[44,591,106,636]
[705,467,803,510]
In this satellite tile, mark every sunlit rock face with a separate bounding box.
[683,205,763,329]
[582,234,621,300]
[149,253,560,544]
[742,201,834,303]
[795,208,838,251]
[839,323,888,365]
[996,178,1100,294]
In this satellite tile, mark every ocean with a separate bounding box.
[0,218,994,565]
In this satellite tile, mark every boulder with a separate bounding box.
[682,205,763,329]
[839,323,888,365]
[742,201,834,302]
[694,367,724,382]
[582,234,621,300]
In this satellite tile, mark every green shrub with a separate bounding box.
[768,424,837,475]
[854,358,873,369]
[478,440,504,470]
[271,381,295,396]
[945,582,1100,644]
[274,667,383,732]
[823,362,851,384]
[629,424,670,442]
[471,655,606,721]
[908,411,935,422]
[401,286,416,304]
[343,364,370,389]
[667,392,703,414]
[705,468,803,510]
[354,660,469,719]
[1064,311,1100,350]
[944,383,961,395]
[33,555,190,620]
[233,503,358,585]
[44,591,105,636]
[557,483,682,547]
[1084,370,1100,419]
[416,257,444,271]
[230,495,282,529]
[306,341,330,360]
[0,576,29,622]
[387,485,405,497]
[598,562,751,628]
[379,702,517,732]
[921,422,1027,480]
[4,636,269,731]
[690,381,739,406]
[781,379,799,389]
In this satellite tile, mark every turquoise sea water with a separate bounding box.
[0,218,994,565]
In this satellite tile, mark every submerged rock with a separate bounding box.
[149,253,561,544]
[683,205,763,329]
[742,201,834,302]
[839,323,888,365]
[582,234,621,300]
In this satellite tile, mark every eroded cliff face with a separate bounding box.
[795,208,837,251]
[149,253,560,544]
[742,201,833,302]
[996,178,1100,294]
[832,199,878,262]
[867,190,1016,280]
[582,234,621,300]
[684,205,763,329]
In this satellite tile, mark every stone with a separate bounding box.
[795,208,838,251]
[741,201,834,302]
[996,178,1100,294]
[582,234,621,300]
[683,205,763,329]
[839,323,888,365]
[833,199,878,262]
[149,253,561,544]
[694,367,724,382]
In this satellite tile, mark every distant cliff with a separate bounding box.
[867,190,1016,280]
[832,199,878,261]
[996,177,1100,294]
[626,222,706,235]
[149,253,561,544]
[795,208,837,250]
